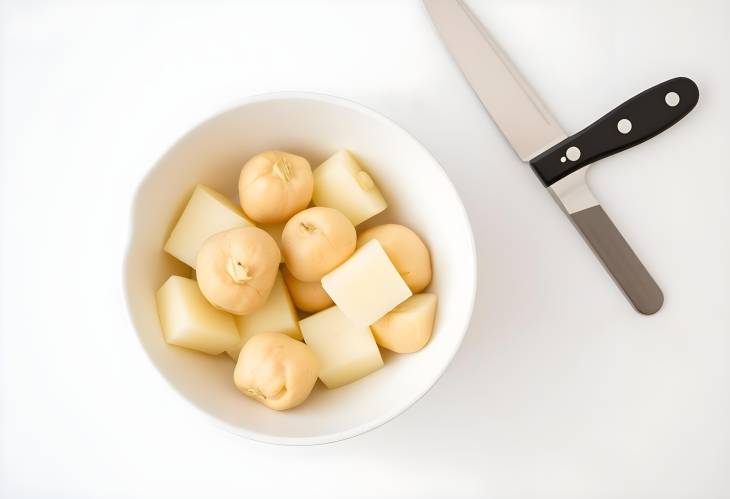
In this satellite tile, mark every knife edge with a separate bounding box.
[423,0,567,161]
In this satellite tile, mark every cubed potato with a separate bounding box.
[356,224,432,293]
[261,222,286,263]
[312,150,387,226]
[226,272,301,360]
[164,184,255,268]
[156,275,239,355]
[321,239,412,326]
[299,306,383,389]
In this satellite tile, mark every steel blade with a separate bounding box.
[424,0,567,160]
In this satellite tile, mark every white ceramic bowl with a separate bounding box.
[123,93,476,445]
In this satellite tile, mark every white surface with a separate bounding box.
[1,0,729,497]
[123,93,475,444]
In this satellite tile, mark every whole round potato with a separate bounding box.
[281,207,356,282]
[282,266,333,313]
[196,227,280,315]
[238,151,313,224]
[234,332,319,411]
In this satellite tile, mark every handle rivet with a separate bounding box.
[665,91,680,107]
[617,118,632,134]
[566,146,581,161]
[560,156,566,163]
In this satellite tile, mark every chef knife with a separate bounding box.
[423,0,698,315]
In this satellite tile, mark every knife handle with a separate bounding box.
[530,77,699,186]
[570,203,664,315]
[548,168,664,314]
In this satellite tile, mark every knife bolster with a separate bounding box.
[548,168,598,214]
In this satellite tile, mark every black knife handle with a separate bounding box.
[530,77,699,186]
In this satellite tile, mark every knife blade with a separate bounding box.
[424,0,698,314]
[423,0,567,161]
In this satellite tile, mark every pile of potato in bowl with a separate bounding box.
[156,149,437,411]
[124,94,477,443]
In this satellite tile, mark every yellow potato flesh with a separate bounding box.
[156,275,239,355]
[357,224,432,293]
[164,185,254,268]
[312,150,387,226]
[299,306,383,389]
[371,293,437,353]
[226,272,302,360]
[321,240,411,327]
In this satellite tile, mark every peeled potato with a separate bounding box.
[238,151,313,224]
[155,275,239,355]
[312,150,387,226]
[298,306,383,389]
[356,224,432,293]
[234,332,319,411]
[163,184,254,268]
[226,272,301,361]
[196,227,280,315]
[321,239,411,327]
[281,207,356,282]
[282,266,333,313]
[371,293,437,353]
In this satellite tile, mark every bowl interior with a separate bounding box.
[124,94,476,444]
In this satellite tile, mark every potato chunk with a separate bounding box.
[226,272,302,360]
[321,240,411,326]
[164,185,254,268]
[156,275,239,354]
[356,224,432,293]
[371,294,437,353]
[312,150,387,226]
[299,306,383,389]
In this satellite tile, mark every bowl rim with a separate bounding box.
[122,91,478,446]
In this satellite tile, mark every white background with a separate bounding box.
[1,1,729,497]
